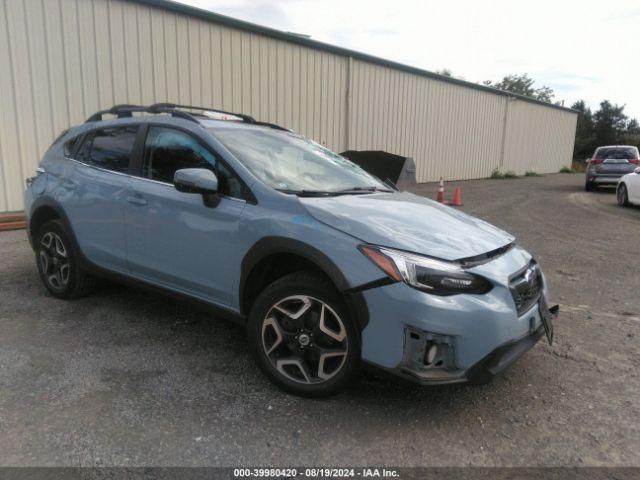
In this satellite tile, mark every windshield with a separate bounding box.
[208,126,389,194]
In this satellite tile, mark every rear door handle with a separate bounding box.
[126,194,147,206]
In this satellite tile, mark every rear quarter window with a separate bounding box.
[78,126,139,173]
[63,135,82,157]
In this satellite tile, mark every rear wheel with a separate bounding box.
[246,272,360,397]
[35,220,96,299]
[617,183,630,207]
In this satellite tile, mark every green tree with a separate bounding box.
[571,100,595,159]
[483,74,555,103]
[571,99,640,160]
[626,118,640,135]
[619,118,640,148]
[593,100,627,146]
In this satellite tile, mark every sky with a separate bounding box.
[176,0,640,119]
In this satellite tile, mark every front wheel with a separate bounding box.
[585,181,596,191]
[617,183,630,207]
[246,272,360,397]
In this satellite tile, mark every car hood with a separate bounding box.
[300,191,514,261]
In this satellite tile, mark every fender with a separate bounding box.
[240,236,370,329]
[28,197,80,253]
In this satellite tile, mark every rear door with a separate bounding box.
[63,125,140,272]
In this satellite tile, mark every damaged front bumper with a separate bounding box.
[359,245,558,386]
[368,323,547,386]
[363,294,558,386]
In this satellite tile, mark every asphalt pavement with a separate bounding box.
[0,173,638,466]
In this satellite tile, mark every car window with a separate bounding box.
[594,147,638,159]
[77,126,139,173]
[142,126,244,199]
[63,135,82,157]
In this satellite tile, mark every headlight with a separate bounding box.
[359,245,493,295]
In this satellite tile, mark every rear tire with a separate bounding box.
[617,183,630,207]
[246,272,360,397]
[35,220,96,299]
[585,181,596,191]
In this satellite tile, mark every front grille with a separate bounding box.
[509,262,542,315]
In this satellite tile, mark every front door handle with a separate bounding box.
[126,194,147,206]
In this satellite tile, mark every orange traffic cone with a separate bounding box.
[436,178,446,203]
[451,186,463,206]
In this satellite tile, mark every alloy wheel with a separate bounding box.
[617,184,627,205]
[261,295,348,385]
[39,232,70,289]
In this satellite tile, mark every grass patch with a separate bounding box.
[571,160,586,173]
[559,166,576,173]
[524,171,542,177]
[490,167,518,179]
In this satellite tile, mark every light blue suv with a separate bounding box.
[24,104,556,396]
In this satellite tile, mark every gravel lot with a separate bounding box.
[1,173,639,467]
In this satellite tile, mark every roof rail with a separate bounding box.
[84,103,289,131]
[85,104,201,124]
[148,103,258,124]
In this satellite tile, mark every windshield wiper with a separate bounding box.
[277,186,394,197]
[276,189,342,197]
[335,186,394,194]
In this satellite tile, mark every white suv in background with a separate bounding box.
[617,166,640,207]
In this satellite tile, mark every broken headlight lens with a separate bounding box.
[359,245,492,295]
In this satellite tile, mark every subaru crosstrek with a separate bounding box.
[24,103,557,397]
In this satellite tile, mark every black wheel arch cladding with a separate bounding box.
[240,236,370,330]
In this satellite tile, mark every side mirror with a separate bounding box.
[174,168,219,207]
[635,167,640,174]
[174,168,218,193]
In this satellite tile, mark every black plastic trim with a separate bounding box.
[343,277,396,294]
[458,242,515,268]
[240,236,369,329]
[84,262,245,325]
[465,326,545,384]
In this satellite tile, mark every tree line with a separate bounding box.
[438,71,640,160]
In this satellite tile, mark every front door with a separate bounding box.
[124,125,247,306]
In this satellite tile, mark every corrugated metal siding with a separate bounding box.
[0,0,576,213]
[349,60,507,182]
[502,99,578,175]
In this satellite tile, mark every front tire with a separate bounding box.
[35,220,96,299]
[585,181,596,191]
[617,183,630,207]
[246,272,360,397]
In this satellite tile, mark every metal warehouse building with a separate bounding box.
[0,0,578,213]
